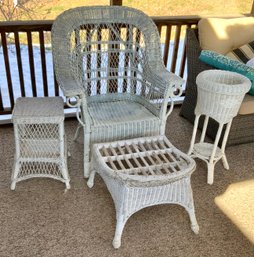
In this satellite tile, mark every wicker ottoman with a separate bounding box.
[11,97,70,190]
[87,135,199,248]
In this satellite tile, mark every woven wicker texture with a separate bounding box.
[12,97,64,123]
[188,70,251,184]
[180,28,254,146]
[11,97,70,190]
[195,70,251,124]
[88,135,199,248]
[52,6,184,177]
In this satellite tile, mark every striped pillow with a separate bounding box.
[226,41,254,63]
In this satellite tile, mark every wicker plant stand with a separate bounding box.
[87,135,199,248]
[180,28,254,146]
[188,70,251,185]
[11,97,70,190]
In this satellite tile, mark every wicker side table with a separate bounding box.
[87,135,199,248]
[11,97,70,190]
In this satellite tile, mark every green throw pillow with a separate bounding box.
[199,50,254,95]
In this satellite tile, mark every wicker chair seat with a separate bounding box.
[89,100,157,125]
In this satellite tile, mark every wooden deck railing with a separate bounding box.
[0,16,200,115]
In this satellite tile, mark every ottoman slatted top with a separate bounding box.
[93,136,196,186]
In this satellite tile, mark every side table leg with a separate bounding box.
[60,162,71,190]
[11,161,20,190]
[60,123,71,189]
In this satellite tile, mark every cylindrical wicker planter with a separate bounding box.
[195,70,251,124]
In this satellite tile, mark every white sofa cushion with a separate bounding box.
[198,17,254,55]
[239,94,254,115]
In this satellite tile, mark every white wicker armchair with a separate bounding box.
[52,6,184,177]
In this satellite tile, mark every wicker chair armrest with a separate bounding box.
[145,65,185,98]
[57,77,84,99]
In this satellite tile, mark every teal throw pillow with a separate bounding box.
[199,50,254,95]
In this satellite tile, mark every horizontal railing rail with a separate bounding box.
[0,16,200,115]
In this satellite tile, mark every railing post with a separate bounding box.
[110,0,122,5]
[251,0,254,15]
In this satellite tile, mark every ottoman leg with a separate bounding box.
[65,181,71,190]
[183,183,199,234]
[113,213,127,249]
[10,181,16,190]
[87,169,96,188]
[188,208,199,234]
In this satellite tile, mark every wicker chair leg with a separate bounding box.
[74,124,82,141]
[83,130,91,178]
